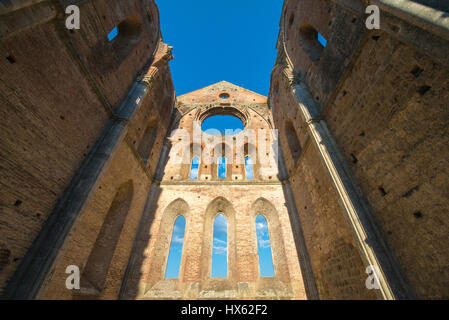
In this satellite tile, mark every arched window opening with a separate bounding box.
[212,214,228,278]
[190,157,200,179]
[255,214,274,277]
[109,14,143,63]
[299,22,325,65]
[245,156,254,180]
[285,120,302,163]
[165,215,186,279]
[218,157,226,179]
[138,119,157,163]
[80,180,133,294]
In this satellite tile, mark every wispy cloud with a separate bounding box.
[213,245,227,255]
[213,238,227,246]
[172,234,184,245]
[258,238,271,249]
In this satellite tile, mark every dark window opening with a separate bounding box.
[285,120,302,163]
[80,181,133,295]
[109,14,143,63]
[6,55,16,64]
[418,85,431,96]
[299,22,326,65]
[219,93,230,99]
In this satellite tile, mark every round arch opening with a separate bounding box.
[200,107,247,136]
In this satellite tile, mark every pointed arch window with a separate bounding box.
[165,215,186,279]
[255,214,274,277]
[218,157,226,179]
[81,181,133,294]
[211,214,227,278]
[190,157,200,179]
[245,156,254,180]
[138,119,158,163]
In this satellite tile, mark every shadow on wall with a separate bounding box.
[118,183,163,299]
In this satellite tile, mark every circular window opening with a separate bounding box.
[219,93,230,99]
[201,115,244,136]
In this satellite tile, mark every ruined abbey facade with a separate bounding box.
[1,0,448,300]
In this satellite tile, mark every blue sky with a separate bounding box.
[157,0,284,96]
[211,214,228,277]
[161,1,278,280]
[256,214,274,277]
[165,215,186,278]
[201,115,244,135]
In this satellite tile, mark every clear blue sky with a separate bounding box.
[157,0,284,96]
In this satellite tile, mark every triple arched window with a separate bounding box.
[164,212,274,279]
[188,156,255,180]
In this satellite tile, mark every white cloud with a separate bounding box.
[258,238,271,249]
[213,245,227,255]
[171,234,184,245]
[256,222,265,231]
[213,214,227,235]
[213,238,227,246]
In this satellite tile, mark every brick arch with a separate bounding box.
[285,119,302,164]
[211,143,233,180]
[243,142,258,179]
[197,106,249,128]
[137,117,158,163]
[78,180,134,296]
[199,197,237,291]
[249,198,291,285]
[181,142,203,179]
[144,198,190,292]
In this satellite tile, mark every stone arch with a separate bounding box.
[138,117,158,163]
[285,119,302,164]
[198,106,248,129]
[181,142,203,179]
[211,143,232,180]
[200,197,237,290]
[111,14,143,63]
[145,198,190,291]
[243,142,258,179]
[298,22,324,65]
[249,198,291,284]
[79,180,134,296]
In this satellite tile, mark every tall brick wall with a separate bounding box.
[0,0,174,298]
[120,82,309,299]
[323,31,449,299]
